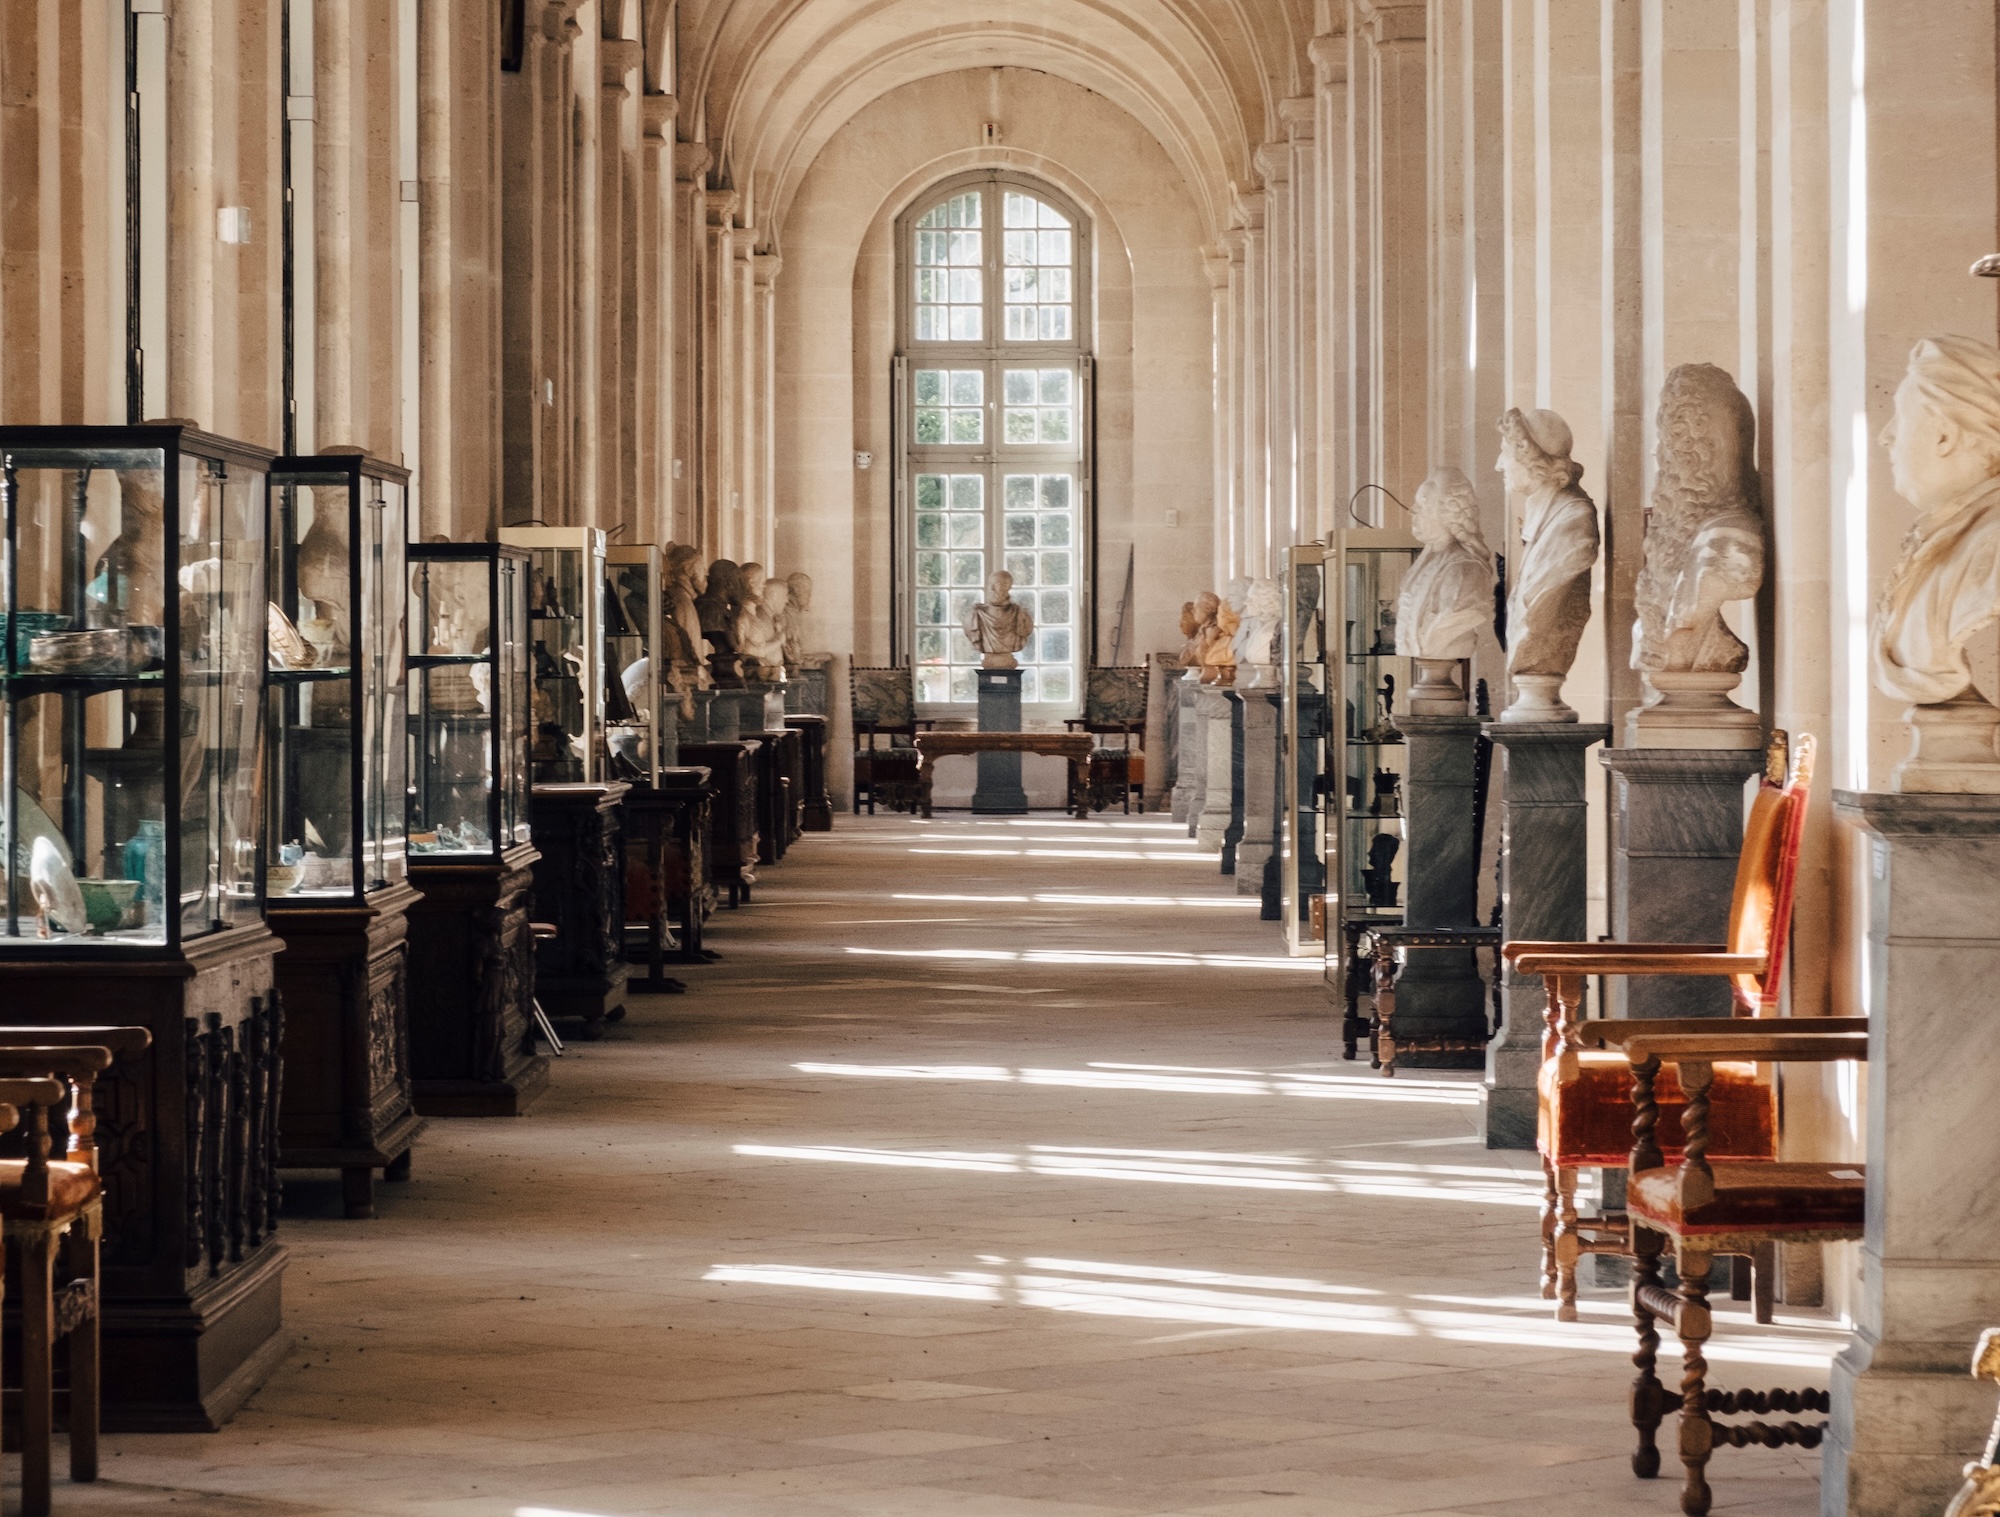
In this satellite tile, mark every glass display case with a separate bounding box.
[1322,525,1420,1002]
[407,544,532,859]
[499,527,605,784]
[0,424,272,950]
[1278,542,1329,957]
[605,544,661,786]
[267,453,410,901]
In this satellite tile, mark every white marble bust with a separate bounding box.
[1402,467,1496,713]
[733,569,789,681]
[1231,578,1283,683]
[1495,408,1598,722]
[1873,334,2000,791]
[1629,364,1766,745]
[780,571,816,668]
[963,569,1036,668]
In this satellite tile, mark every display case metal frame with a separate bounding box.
[1321,525,1421,1011]
[500,526,607,785]
[605,542,662,787]
[1278,541,1329,957]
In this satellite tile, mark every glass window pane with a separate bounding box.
[950,370,983,405]
[1040,369,1071,404]
[950,269,982,304]
[1004,475,1035,510]
[1004,411,1036,443]
[1039,408,1070,443]
[1040,629,1072,664]
[1040,668,1072,703]
[916,629,947,661]
[917,666,949,703]
[1039,513,1071,546]
[950,231,981,264]
[949,630,979,664]
[1041,476,1071,511]
[1045,269,1071,302]
[1040,589,1071,624]
[949,307,981,341]
[1040,307,1070,341]
[1041,551,1071,585]
[916,474,944,509]
[1004,514,1035,547]
[1005,193,1036,227]
[949,668,977,702]
[1040,229,1071,265]
[949,475,983,511]
[948,409,982,444]
[915,409,944,444]
[1003,370,1035,405]
[1019,667,1039,702]
[1005,308,1035,341]
[1039,202,1069,229]
[1005,551,1036,585]
[916,552,946,586]
[1005,269,1034,300]
[948,513,983,547]
[917,589,947,624]
[916,513,945,548]
[916,308,943,341]
[915,369,942,404]
[950,553,984,586]
[1005,230,1035,266]
[917,230,945,263]
[949,589,979,624]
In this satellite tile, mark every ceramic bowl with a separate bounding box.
[267,864,304,897]
[75,877,141,932]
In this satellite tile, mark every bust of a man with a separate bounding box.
[1873,334,2000,791]
[963,569,1036,668]
[1401,466,1496,661]
[1496,408,1598,721]
[1179,592,1218,676]
[735,577,789,681]
[1232,579,1284,674]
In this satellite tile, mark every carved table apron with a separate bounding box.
[912,733,1094,820]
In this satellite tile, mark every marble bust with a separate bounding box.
[1873,334,2000,791]
[963,570,1036,668]
[1629,364,1766,746]
[1231,579,1283,683]
[734,575,789,682]
[1402,467,1496,713]
[662,545,711,692]
[1495,408,1598,722]
[780,571,816,668]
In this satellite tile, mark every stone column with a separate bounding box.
[1310,29,1348,533]
[1483,723,1610,1149]
[1195,686,1234,853]
[1825,793,2000,1514]
[1235,690,1280,894]
[1599,748,1761,1017]
[1173,680,1203,826]
[1391,713,1486,1067]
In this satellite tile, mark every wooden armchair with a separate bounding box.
[0,1026,152,1517]
[1504,731,1843,1321]
[850,666,933,814]
[1618,1028,1868,1516]
[1947,1329,2000,1516]
[1064,667,1148,813]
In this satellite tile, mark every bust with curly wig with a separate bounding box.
[1495,407,1599,721]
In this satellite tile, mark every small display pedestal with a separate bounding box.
[530,782,632,1034]
[1174,679,1205,829]
[1483,723,1609,1149]
[1389,713,1486,1069]
[1195,686,1235,851]
[408,843,547,1116]
[1826,792,2000,1513]
[1601,747,1763,1017]
[787,715,834,830]
[973,668,1028,814]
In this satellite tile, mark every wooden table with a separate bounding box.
[912,731,1095,819]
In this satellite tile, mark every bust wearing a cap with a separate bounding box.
[1496,406,1599,720]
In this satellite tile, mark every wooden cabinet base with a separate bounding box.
[407,844,550,1117]
[531,783,632,1032]
[787,716,833,830]
[271,880,427,1217]
[0,924,290,1431]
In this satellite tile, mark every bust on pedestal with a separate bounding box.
[1828,334,2000,1513]
[965,571,1035,813]
[1495,408,1599,724]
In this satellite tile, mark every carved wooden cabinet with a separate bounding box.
[529,781,631,1032]
[787,715,833,831]
[267,452,424,1217]
[622,769,712,991]
[681,740,758,905]
[750,729,800,865]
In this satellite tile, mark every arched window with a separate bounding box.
[897,174,1092,710]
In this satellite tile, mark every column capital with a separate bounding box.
[1228,186,1265,233]
[752,251,783,288]
[1355,0,1425,45]
[706,188,740,228]
[675,141,713,184]
[1252,143,1289,184]
[601,37,643,93]
[1309,31,1347,85]
[1201,248,1232,290]
[539,0,585,45]
[641,93,679,143]
[1278,97,1315,138]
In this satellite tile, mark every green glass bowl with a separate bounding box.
[76,877,141,932]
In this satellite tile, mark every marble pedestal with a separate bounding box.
[1234,691,1281,898]
[973,668,1028,814]
[706,689,742,742]
[1173,680,1202,825]
[1196,687,1239,861]
[1824,792,2000,1516]
[1600,747,1763,1017]
[1392,713,1487,1069]
[1482,724,1610,1149]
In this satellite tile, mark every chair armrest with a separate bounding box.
[0,1046,115,1079]
[1513,950,1763,977]
[1623,1031,1869,1064]
[0,1026,151,1058]
[1502,940,1726,964]
[1583,1016,1869,1049]
[0,1077,66,1112]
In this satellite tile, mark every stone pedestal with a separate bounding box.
[1600,747,1763,1017]
[1173,679,1202,825]
[706,689,742,742]
[1482,723,1610,1149]
[1195,686,1236,854]
[1236,692,1281,897]
[973,668,1028,814]
[1220,692,1247,874]
[1392,713,1487,1068]
[1824,792,2000,1516]
[785,659,830,716]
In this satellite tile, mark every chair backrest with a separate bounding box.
[1083,666,1148,729]
[1724,731,1815,1015]
[851,667,915,732]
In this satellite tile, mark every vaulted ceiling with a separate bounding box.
[676,0,1316,241]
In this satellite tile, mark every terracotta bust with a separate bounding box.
[1178,593,1218,677]
[1495,408,1597,722]
[962,570,1035,668]
[1873,334,2000,791]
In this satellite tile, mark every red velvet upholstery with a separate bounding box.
[0,1159,101,1222]
[1628,1161,1864,1237]
[1540,1052,1777,1167]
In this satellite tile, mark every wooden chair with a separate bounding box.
[1505,731,1854,1321]
[850,667,932,814]
[0,1026,152,1517]
[1064,667,1148,813]
[1617,1027,1868,1515]
[1947,1329,2000,1517]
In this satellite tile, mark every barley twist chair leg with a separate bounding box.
[1553,1165,1583,1322]
[1677,1249,1717,1516]
[69,1207,102,1482]
[1539,1153,1560,1302]
[1630,1224,1668,1481]
[1753,1241,1777,1326]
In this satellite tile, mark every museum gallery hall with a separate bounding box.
[0,2,1996,1515]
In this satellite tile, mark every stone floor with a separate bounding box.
[51,814,1839,1515]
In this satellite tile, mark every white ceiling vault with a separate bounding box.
[675,0,1316,245]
